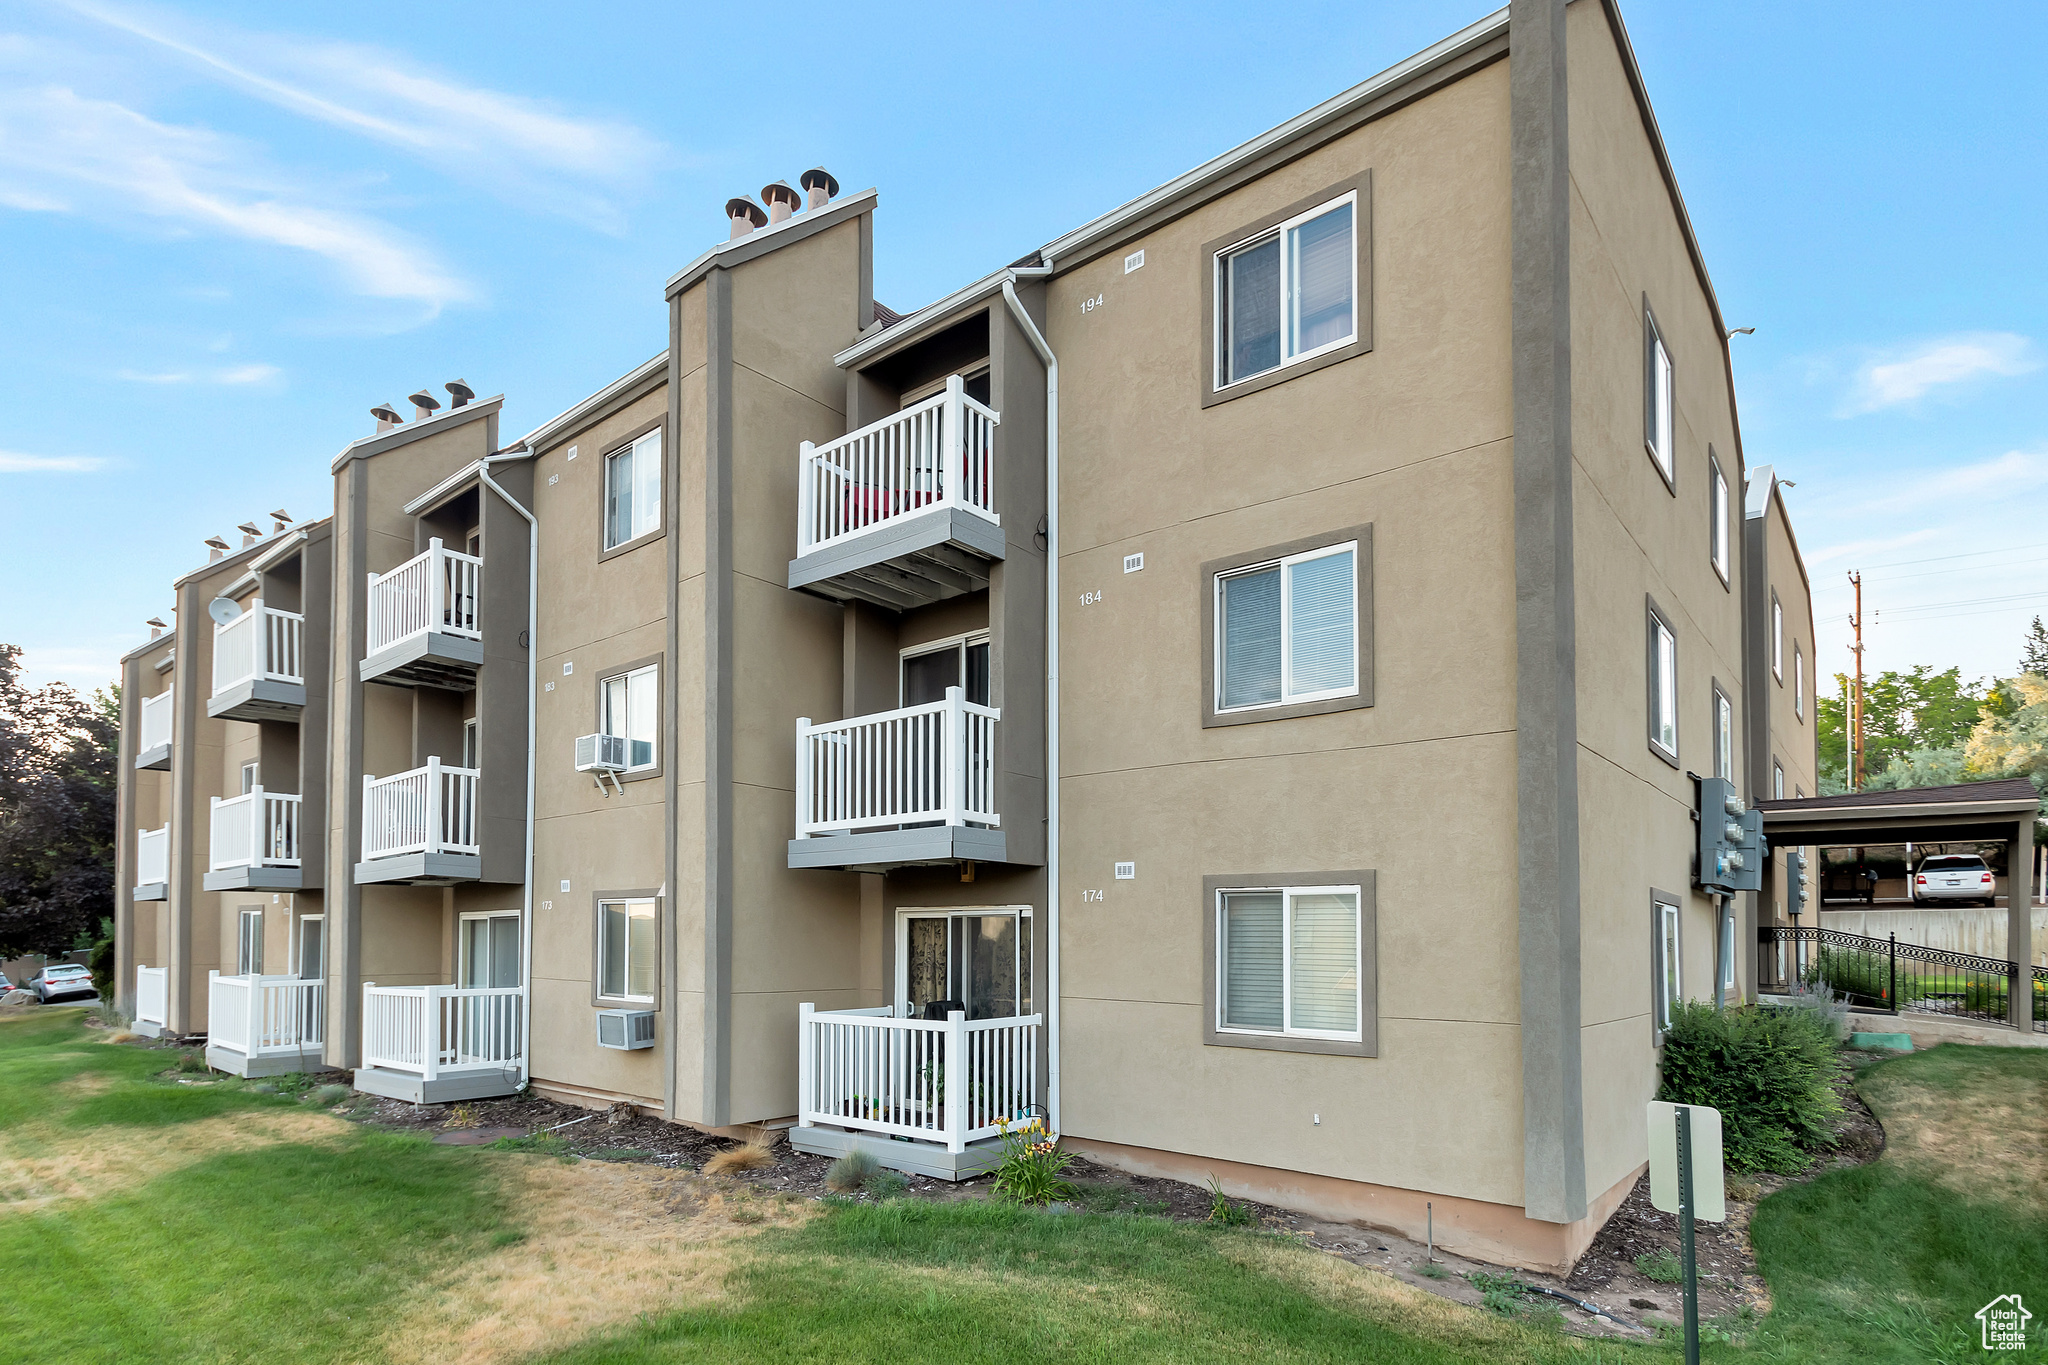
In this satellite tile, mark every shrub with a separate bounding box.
[1807,945,1922,1011]
[989,1117,1075,1205]
[865,1170,908,1198]
[173,1049,209,1075]
[1781,978,1851,1042]
[308,1083,353,1106]
[1205,1176,1255,1226]
[824,1149,879,1194]
[88,930,115,1001]
[1658,1001,1842,1172]
[1635,1248,1683,1284]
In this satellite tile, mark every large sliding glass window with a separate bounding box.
[898,909,1031,1021]
[1216,194,1357,389]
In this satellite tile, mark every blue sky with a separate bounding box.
[2,0,2044,700]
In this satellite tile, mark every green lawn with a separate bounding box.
[4,1007,2046,1364]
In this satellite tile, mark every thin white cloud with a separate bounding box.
[66,1,662,231]
[217,362,278,383]
[117,362,280,384]
[0,450,110,473]
[1842,449,2048,518]
[1806,528,1942,567]
[1845,332,2038,413]
[0,86,469,311]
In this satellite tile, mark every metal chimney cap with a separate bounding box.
[270,508,292,523]
[407,388,442,412]
[237,521,263,537]
[760,179,801,209]
[145,616,168,629]
[370,402,404,424]
[799,167,839,198]
[726,196,767,226]
[444,378,475,407]
[203,535,231,550]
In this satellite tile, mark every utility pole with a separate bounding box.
[1847,571,1865,789]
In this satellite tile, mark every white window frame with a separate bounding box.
[1774,761,1785,800]
[237,908,264,976]
[1709,455,1730,582]
[897,631,992,707]
[295,913,324,981]
[1214,540,1360,715]
[1654,897,1682,1034]
[1714,685,1734,782]
[1719,906,1737,996]
[1772,595,1783,681]
[1794,645,1804,721]
[239,761,258,795]
[1213,190,1360,392]
[1646,308,1675,485]
[1648,603,1679,762]
[603,429,662,550]
[1214,884,1364,1044]
[462,717,479,770]
[599,663,658,773]
[458,910,521,990]
[893,905,1033,1019]
[596,897,657,1004]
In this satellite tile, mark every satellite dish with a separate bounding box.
[208,597,242,627]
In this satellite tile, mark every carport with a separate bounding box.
[1756,778,2041,1030]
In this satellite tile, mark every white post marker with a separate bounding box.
[1648,1101,1725,1364]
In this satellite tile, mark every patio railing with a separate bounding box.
[797,375,999,556]
[362,984,522,1080]
[797,1003,1039,1152]
[209,787,302,871]
[795,688,998,837]
[135,965,168,1028]
[361,759,478,861]
[137,825,169,885]
[212,599,304,694]
[139,688,174,752]
[208,972,324,1059]
[366,539,481,655]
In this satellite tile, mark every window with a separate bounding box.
[296,914,324,981]
[237,909,264,976]
[1644,305,1674,487]
[600,664,657,771]
[460,913,520,989]
[1709,452,1729,582]
[1794,646,1804,721]
[598,898,656,1002]
[240,761,258,794]
[1714,684,1734,781]
[1774,761,1785,800]
[900,634,991,707]
[898,908,1031,1020]
[1217,885,1363,1042]
[1216,192,1357,389]
[1647,599,1678,763]
[1719,906,1736,996]
[1772,595,1783,680]
[1217,541,1358,713]
[1653,896,1682,1035]
[462,718,479,770]
[603,429,662,550]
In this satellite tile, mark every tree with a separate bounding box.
[2022,617,2048,676]
[1817,665,1985,790]
[0,646,118,958]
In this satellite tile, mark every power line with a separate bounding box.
[1874,589,2048,617]
[1816,557,2048,591]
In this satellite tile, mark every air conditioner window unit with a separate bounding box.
[575,732,630,772]
[596,1007,656,1050]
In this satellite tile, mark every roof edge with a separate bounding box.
[328,395,503,474]
[517,351,667,452]
[665,189,878,299]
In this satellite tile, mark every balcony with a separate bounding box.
[136,689,173,770]
[789,1003,1041,1179]
[788,375,1004,608]
[208,600,306,722]
[203,786,303,892]
[360,539,483,689]
[204,972,324,1077]
[134,965,168,1038]
[134,824,169,900]
[355,758,480,884]
[355,983,523,1103]
[789,687,1003,870]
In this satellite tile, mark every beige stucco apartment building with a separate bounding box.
[112,0,1822,1270]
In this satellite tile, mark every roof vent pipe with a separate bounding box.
[204,535,230,562]
[238,521,263,546]
[408,388,442,422]
[147,616,167,640]
[371,402,404,432]
[445,378,475,408]
[726,197,767,239]
[271,508,292,534]
[800,167,838,211]
[760,180,800,224]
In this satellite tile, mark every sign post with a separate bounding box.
[1649,1101,1726,1365]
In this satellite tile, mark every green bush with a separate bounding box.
[989,1117,1076,1206]
[1959,977,2048,1021]
[1806,945,1922,1011]
[824,1149,879,1194]
[1657,1001,1842,1173]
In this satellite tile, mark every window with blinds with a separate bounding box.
[1216,193,1357,389]
[1218,886,1362,1041]
[1217,541,1358,713]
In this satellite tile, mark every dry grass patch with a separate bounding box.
[379,1157,812,1365]
[1857,1046,2048,1204]
[0,1106,348,1212]
[701,1137,778,1174]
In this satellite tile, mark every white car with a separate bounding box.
[1911,854,1997,906]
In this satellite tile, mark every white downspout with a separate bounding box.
[479,449,538,1088]
[1001,267,1059,1131]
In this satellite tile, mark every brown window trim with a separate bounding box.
[1200,171,1374,409]
[597,415,668,563]
[592,653,664,784]
[1202,870,1377,1058]
[1200,523,1373,729]
[591,889,663,1010]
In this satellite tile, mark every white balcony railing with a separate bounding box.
[794,687,998,838]
[209,787,302,871]
[362,984,522,1080]
[135,966,168,1027]
[137,824,169,885]
[139,689,174,752]
[208,972,323,1058]
[797,375,999,556]
[362,759,478,862]
[212,599,304,695]
[366,539,481,656]
[798,1004,1040,1153]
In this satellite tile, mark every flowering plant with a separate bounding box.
[991,1115,1076,1205]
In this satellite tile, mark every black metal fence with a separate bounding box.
[1758,925,2048,1033]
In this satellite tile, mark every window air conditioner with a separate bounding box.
[575,733,630,772]
[595,1008,656,1050]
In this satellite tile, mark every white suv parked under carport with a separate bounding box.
[1912,853,1997,906]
